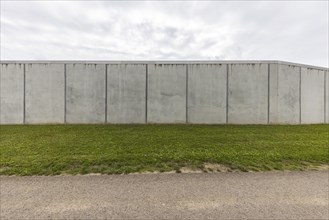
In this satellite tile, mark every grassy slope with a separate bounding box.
[0,124,328,175]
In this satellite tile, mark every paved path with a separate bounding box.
[1,171,328,219]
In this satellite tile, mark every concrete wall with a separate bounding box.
[324,71,329,124]
[66,64,106,123]
[0,61,328,124]
[301,68,325,124]
[25,64,65,123]
[0,64,24,124]
[107,64,146,123]
[187,64,227,124]
[269,64,300,124]
[147,64,186,123]
[228,64,268,124]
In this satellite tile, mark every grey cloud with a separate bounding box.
[0,1,327,67]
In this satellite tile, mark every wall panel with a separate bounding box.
[66,64,106,123]
[301,68,325,124]
[228,64,268,124]
[107,64,146,123]
[0,64,24,124]
[147,64,186,123]
[187,64,227,124]
[25,64,65,123]
[269,64,300,124]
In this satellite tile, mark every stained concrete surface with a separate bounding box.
[1,61,328,125]
[228,63,268,124]
[1,171,328,220]
[269,64,301,124]
[107,64,146,123]
[0,64,24,124]
[25,64,65,124]
[147,64,186,123]
[66,64,106,123]
[325,71,329,124]
[187,64,227,124]
[301,68,325,124]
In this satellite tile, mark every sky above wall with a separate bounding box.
[1,1,328,67]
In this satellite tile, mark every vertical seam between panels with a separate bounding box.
[186,65,188,123]
[64,64,67,123]
[226,64,229,124]
[145,64,148,124]
[299,67,302,124]
[267,64,270,124]
[324,72,327,123]
[23,64,26,124]
[105,64,108,123]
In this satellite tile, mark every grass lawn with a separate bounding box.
[0,124,328,175]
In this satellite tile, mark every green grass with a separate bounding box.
[0,124,328,175]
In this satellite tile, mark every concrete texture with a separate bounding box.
[301,68,325,124]
[147,64,186,123]
[25,64,65,124]
[1,61,328,125]
[66,64,106,123]
[228,64,268,124]
[187,64,227,124]
[324,71,329,124]
[107,64,146,123]
[1,171,328,220]
[0,64,24,124]
[270,64,301,124]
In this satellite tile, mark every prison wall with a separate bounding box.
[0,61,328,124]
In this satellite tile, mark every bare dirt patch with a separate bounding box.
[179,167,204,173]
[203,163,234,172]
[178,163,240,173]
[46,163,329,176]
[308,164,329,171]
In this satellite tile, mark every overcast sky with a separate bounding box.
[1,1,328,67]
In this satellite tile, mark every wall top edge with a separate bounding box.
[0,60,328,71]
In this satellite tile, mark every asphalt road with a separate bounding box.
[1,171,328,219]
